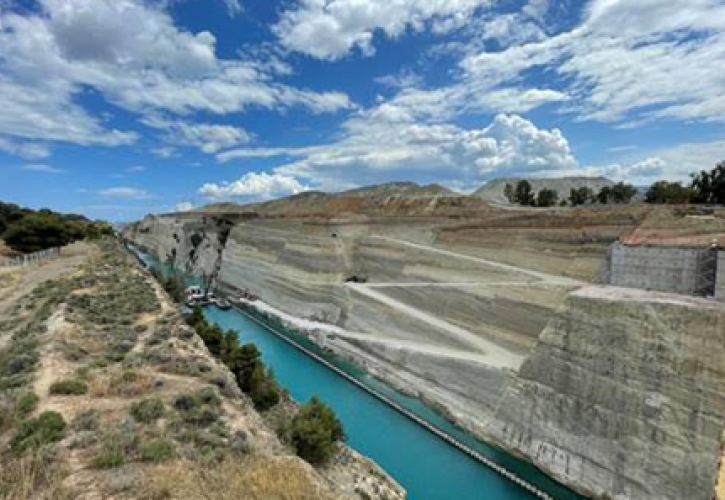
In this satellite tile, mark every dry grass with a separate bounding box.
[90,369,154,398]
[0,269,22,291]
[142,456,339,500]
[0,449,75,500]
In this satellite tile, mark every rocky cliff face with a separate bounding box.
[485,286,725,500]
[124,214,230,277]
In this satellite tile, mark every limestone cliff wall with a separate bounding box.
[485,286,725,500]
[125,214,227,277]
[218,223,350,322]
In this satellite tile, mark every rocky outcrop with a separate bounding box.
[485,286,725,500]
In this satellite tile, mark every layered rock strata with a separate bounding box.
[485,286,725,500]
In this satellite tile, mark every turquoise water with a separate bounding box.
[131,245,584,500]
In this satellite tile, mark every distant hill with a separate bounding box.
[337,182,455,198]
[472,176,615,205]
[196,182,457,215]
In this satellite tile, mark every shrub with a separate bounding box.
[91,434,136,469]
[15,392,39,417]
[91,446,125,469]
[248,366,280,411]
[130,398,165,423]
[174,388,222,427]
[11,411,66,453]
[139,439,176,463]
[289,397,344,465]
[49,379,88,396]
[71,410,99,432]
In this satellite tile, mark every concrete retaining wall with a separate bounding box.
[608,244,717,297]
[717,252,725,301]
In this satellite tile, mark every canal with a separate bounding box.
[131,245,584,500]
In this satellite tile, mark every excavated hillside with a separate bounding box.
[124,183,725,500]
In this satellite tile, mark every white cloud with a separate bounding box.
[20,164,66,174]
[152,146,177,158]
[0,137,52,159]
[173,201,195,212]
[220,112,577,191]
[199,172,309,200]
[222,0,242,18]
[98,187,154,199]
[460,0,725,124]
[552,137,725,186]
[126,165,146,172]
[0,0,351,156]
[143,117,252,153]
[274,0,491,60]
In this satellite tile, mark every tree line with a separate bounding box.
[152,269,346,465]
[0,201,114,253]
[503,161,725,207]
[504,180,639,207]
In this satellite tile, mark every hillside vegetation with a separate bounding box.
[0,202,112,254]
[0,239,404,499]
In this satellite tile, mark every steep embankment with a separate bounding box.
[486,286,725,500]
[0,240,404,499]
[125,213,580,439]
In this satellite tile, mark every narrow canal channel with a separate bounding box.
[131,246,584,500]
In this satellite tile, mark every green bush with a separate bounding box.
[289,397,344,465]
[249,366,280,411]
[91,434,136,469]
[139,439,176,462]
[10,411,66,452]
[15,392,39,417]
[91,447,125,469]
[130,398,165,423]
[174,388,222,427]
[49,379,88,395]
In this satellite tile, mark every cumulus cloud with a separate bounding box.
[274,0,491,60]
[199,172,309,201]
[0,0,351,156]
[220,111,577,191]
[98,187,155,199]
[20,164,66,174]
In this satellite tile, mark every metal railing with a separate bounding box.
[0,247,61,268]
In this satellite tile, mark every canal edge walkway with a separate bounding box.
[233,304,555,500]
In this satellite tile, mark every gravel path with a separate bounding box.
[345,283,524,370]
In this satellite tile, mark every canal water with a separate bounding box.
[131,246,584,500]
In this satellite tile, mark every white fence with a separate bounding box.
[0,247,61,268]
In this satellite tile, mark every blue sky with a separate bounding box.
[1,0,724,221]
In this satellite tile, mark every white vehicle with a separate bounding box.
[185,286,206,301]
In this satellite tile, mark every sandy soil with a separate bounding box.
[0,242,91,316]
